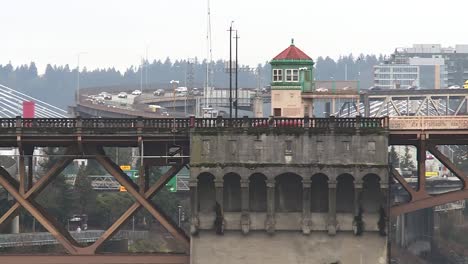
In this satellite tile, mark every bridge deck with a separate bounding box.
[0,116,466,146]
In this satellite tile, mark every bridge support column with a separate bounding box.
[417,137,427,194]
[190,179,199,235]
[240,179,250,234]
[328,180,337,236]
[214,179,224,207]
[302,179,312,235]
[265,179,276,234]
[353,181,363,235]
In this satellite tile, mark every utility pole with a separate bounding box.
[228,21,234,119]
[235,30,239,119]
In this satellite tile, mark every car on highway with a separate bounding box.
[131,89,142,95]
[448,85,461,89]
[117,92,128,98]
[99,92,112,100]
[153,89,165,96]
[316,87,328,92]
[407,86,420,90]
[191,88,201,96]
[91,95,105,104]
[176,91,188,97]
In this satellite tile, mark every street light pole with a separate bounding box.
[235,30,239,119]
[228,21,234,119]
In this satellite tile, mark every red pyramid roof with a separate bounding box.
[273,40,312,61]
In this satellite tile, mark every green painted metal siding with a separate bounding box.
[270,59,315,91]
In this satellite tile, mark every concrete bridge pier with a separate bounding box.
[189,124,390,264]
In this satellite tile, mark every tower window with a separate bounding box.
[292,69,299,81]
[273,69,283,82]
[285,69,299,82]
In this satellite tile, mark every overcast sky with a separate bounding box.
[2,0,467,73]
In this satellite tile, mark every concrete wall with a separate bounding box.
[191,232,387,264]
[271,89,303,117]
[191,133,388,168]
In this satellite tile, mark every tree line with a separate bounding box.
[0,55,384,109]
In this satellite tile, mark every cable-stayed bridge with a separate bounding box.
[0,84,68,118]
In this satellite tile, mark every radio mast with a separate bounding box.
[205,0,213,109]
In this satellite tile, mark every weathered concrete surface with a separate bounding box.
[191,231,387,264]
[191,133,388,167]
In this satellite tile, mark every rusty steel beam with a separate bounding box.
[390,167,423,201]
[428,144,468,189]
[94,150,190,248]
[0,167,81,254]
[84,165,184,254]
[0,254,189,264]
[0,151,74,230]
[417,138,427,194]
[390,189,468,216]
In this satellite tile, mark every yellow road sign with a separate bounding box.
[120,165,131,171]
[426,171,438,177]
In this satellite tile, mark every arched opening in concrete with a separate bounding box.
[223,173,241,212]
[198,173,215,213]
[311,173,329,212]
[362,174,382,213]
[249,173,267,212]
[275,173,302,212]
[336,174,355,213]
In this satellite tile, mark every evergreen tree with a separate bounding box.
[389,146,400,168]
[0,53,384,109]
[36,147,74,226]
[74,165,97,215]
[400,146,416,170]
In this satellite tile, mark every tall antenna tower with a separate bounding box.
[205,0,213,108]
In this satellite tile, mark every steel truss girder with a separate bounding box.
[390,140,468,216]
[362,94,468,117]
[0,145,188,255]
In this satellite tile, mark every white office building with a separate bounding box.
[374,54,447,89]
[374,44,468,89]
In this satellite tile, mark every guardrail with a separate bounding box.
[0,116,389,131]
[0,230,149,248]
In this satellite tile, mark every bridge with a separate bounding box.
[0,116,466,263]
[333,88,468,117]
[73,87,266,118]
[0,84,68,118]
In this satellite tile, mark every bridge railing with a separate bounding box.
[389,116,468,130]
[0,230,149,248]
[0,116,389,132]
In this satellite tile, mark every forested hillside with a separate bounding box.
[0,55,384,109]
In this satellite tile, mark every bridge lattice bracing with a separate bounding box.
[0,120,191,257]
[333,89,468,117]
